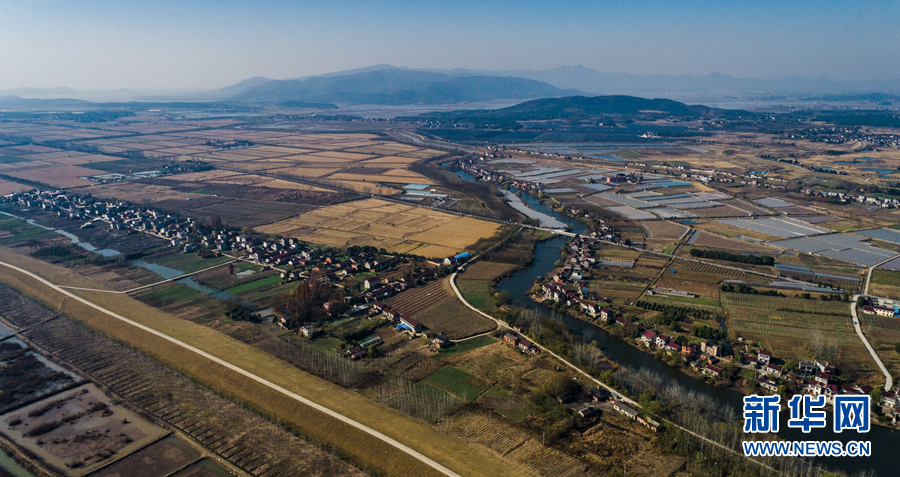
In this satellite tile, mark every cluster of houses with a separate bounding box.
[790,127,899,148]
[502,332,539,355]
[540,237,615,319]
[3,190,465,321]
[650,163,738,185]
[638,330,726,372]
[365,268,438,300]
[803,188,900,209]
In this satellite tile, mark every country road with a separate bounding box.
[0,260,462,477]
[851,294,893,390]
[447,271,777,471]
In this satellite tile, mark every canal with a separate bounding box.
[453,169,894,475]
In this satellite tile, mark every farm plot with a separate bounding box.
[460,261,519,281]
[715,217,831,238]
[25,318,366,477]
[0,215,54,246]
[385,280,450,316]
[1,383,168,476]
[639,221,686,240]
[439,409,583,477]
[256,198,500,258]
[688,231,774,253]
[721,293,874,370]
[421,367,489,402]
[456,279,492,311]
[189,199,310,228]
[870,269,900,299]
[0,179,29,195]
[0,339,82,413]
[859,315,900,381]
[386,280,495,338]
[5,165,107,189]
[92,436,200,477]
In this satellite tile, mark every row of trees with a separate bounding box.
[689,248,775,266]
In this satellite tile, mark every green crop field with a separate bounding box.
[0,216,54,245]
[422,366,490,402]
[456,279,491,311]
[642,294,722,310]
[434,335,496,358]
[153,252,232,274]
[225,275,282,295]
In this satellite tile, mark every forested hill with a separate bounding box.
[412,95,751,127]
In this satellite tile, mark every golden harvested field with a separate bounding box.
[42,153,120,166]
[308,151,374,161]
[363,156,422,164]
[257,198,500,257]
[0,250,519,477]
[6,165,106,188]
[329,180,399,195]
[163,170,330,191]
[267,166,342,177]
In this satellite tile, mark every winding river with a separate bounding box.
[454,169,893,475]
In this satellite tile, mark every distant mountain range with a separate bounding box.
[3,64,898,107]
[229,69,581,104]
[217,64,900,101]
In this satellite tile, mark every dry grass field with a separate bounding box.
[0,179,29,195]
[256,198,500,258]
[687,231,775,252]
[460,262,519,281]
[639,221,687,240]
[6,165,107,189]
[0,249,520,477]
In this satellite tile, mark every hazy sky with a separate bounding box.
[1,0,897,90]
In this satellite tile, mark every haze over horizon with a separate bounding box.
[2,0,898,92]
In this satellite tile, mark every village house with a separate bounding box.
[613,402,639,420]
[703,364,722,377]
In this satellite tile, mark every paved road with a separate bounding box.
[851,294,893,390]
[0,260,462,477]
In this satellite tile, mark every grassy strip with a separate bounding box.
[0,250,518,477]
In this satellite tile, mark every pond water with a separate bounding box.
[0,449,34,477]
[0,211,120,256]
[130,260,255,308]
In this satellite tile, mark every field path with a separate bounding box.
[0,259,462,477]
[851,294,893,390]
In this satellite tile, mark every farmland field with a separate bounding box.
[386,279,495,338]
[456,279,492,311]
[422,367,489,401]
[256,198,500,258]
[722,292,877,380]
[870,269,900,299]
[460,261,519,281]
[639,220,687,240]
[0,251,520,477]
[1,383,168,476]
